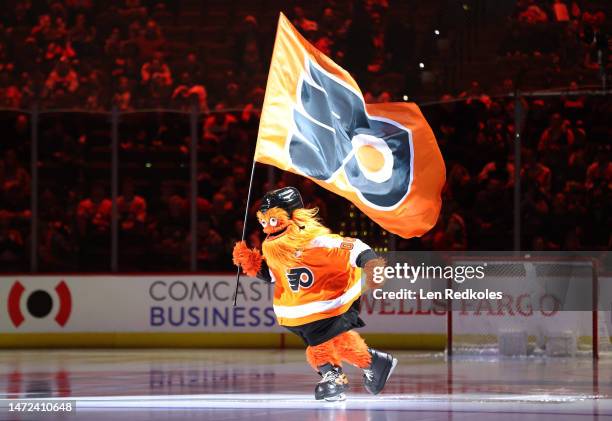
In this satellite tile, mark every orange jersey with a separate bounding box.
[265,234,371,327]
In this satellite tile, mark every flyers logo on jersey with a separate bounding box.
[255,13,445,238]
[286,267,314,292]
[289,58,412,209]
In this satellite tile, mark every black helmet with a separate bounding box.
[259,186,304,214]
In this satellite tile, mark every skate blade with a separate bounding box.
[324,393,346,402]
[386,357,398,383]
[373,357,398,395]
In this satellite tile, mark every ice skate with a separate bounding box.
[314,364,348,401]
[363,349,397,395]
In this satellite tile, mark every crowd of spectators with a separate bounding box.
[498,0,610,88]
[1,0,211,110]
[0,0,609,272]
[419,87,610,252]
[0,0,609,108]
[0,0,425,110]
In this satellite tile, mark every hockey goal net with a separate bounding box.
[446,256,611,359]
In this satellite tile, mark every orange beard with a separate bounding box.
[258,208,330,270]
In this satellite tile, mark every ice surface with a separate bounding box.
[0,349,610,420]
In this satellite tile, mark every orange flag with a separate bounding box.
[255,13,445,238]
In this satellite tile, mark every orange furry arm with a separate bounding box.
[232,241,263,277]
[362,257,387,290]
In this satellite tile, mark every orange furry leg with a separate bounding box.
[331,331,372,369]
[305,340,341,371]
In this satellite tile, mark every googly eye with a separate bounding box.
[269,218,278,227]
[259,219,267,227]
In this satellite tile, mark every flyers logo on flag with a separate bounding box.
[255,13,445,238]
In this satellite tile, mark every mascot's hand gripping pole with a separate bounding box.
[233,159,257,306]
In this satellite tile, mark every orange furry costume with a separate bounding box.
[233,187,395,400]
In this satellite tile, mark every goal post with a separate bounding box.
[445,256,611,359]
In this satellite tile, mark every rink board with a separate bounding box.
[2,274,608,349]
[0,275,446,349]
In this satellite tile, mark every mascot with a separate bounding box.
[233,186,396,401]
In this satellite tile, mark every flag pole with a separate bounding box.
[232,158,257,306]
[233,14,285,306]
